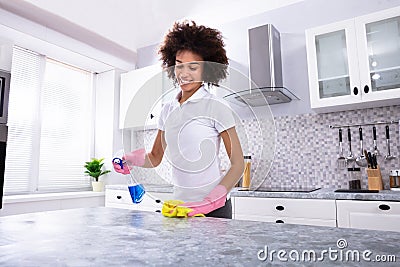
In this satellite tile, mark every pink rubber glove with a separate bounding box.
[181,185,228,217]
[112,148,146,175]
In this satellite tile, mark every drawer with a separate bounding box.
[139,192,174,209]
[337,200,400,214]
[234,197,336,220]
[235,214,337,227]
[106,189,173,212]
[105,189,133,205]
[337,200,400,232]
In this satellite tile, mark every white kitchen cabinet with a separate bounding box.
[0,192,105,216]
[105,188,173,213]
[233,197,337,227]
[337,200,400,232]
[119,65,177,130]
[119,65,162,129]
[306,6,400,113]
[0,38,13,72]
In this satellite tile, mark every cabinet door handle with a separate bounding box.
[116,195,122,199]
[275,205,285,211]
[155,210,161,213]
[378,204,390,211]
[150,113,155,119]
[353,87,359,95]
[155,199,161,203]
[363,85,369,93]
[275,220,284,223]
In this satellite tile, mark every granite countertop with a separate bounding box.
[106,184,400,201]
[0,207,398,266]
[231,188,400,201]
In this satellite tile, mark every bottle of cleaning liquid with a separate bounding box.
[127,175,145,204]
[112,156,145,204]
[242,155,251,188]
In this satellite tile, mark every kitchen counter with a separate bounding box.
[231,188,400,201]
[0,207,398,266]
[107,184,400,201]
[106,183,174,193]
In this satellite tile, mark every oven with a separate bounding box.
[0,70,11,124]
[0,69,10,209]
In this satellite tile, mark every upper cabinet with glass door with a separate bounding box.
[306,6,400,113]
[356,7,400,103]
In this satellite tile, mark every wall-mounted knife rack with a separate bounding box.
[329,120,399,129]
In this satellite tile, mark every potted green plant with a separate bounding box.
[84,158,111,192]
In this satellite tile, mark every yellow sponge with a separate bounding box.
[161,200,205,218]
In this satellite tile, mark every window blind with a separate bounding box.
[38,59,93,191]
[4,47,94,194]
[4,47,44,194]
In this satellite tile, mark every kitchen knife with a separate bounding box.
[364,149,370,168]
[372,154,378,169]
[367,151,373,168]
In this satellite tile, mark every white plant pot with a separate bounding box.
[91,181,104,192]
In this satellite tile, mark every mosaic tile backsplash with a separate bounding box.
[132,105,400,190]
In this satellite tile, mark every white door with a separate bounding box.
[337,200,400,232]
[356,6,400,103]
[306,19,361,111]
[119,65,162,129]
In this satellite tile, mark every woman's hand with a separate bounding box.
[123,148,146,167]
[112,148,146,175]
[181,185,228,216]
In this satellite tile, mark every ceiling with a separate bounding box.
[16,0,303,53]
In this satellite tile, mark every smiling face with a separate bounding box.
[175,50,204,94]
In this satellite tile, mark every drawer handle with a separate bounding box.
[155,210,161,213]
[275,220,284,224]
[116,196,122,199]
[275,205,285,211]
[155,199,161,203]
[379,204,390,211]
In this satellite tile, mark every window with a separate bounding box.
[4,47,94,194]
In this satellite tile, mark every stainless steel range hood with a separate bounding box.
[224,24,299,106]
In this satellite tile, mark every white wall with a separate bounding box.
[0,7,134,72]
[95,69,128,185]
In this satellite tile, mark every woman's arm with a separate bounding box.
[142,130,166,168]
[218,127,245,191]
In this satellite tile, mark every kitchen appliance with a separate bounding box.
[239,186,320,193]
[0,142,5,209]
[389,169,400,191]
[347,167,361,189]
[223,24,299,106]
[334,189,379,193]
[0,70,11,124]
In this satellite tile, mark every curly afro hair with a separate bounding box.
[158,20,228,86]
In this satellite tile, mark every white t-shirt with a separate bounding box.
[158,85,235,201]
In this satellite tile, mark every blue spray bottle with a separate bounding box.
[112,157,145,204]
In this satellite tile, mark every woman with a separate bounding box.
[113,21,244,219]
